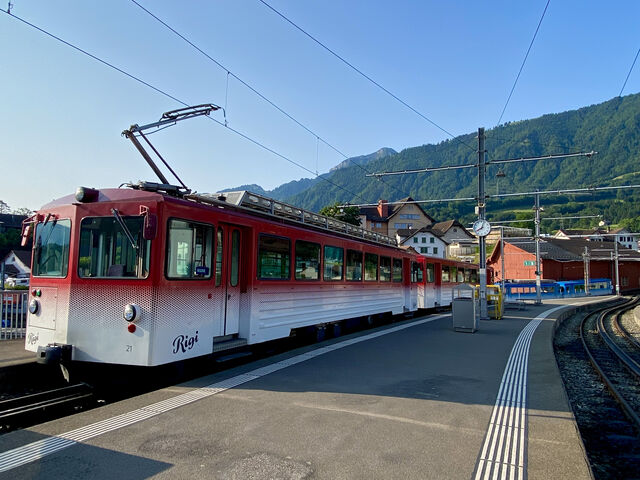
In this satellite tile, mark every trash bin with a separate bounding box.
[452,284,478,333]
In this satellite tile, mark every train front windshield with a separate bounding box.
[78,216,150,278]
[33,219,71,277]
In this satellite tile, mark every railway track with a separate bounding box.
[554,297,640,478]
[0,383,94,431]
[580,297,640,429]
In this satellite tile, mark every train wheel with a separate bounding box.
[331,322,342,338]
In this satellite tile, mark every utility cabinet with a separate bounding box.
[452,284,478,333]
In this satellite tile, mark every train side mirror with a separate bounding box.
[140,206,158,240]
[143,213,158,240]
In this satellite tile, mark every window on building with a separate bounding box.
[430,237,435,244]
[380,256,391,282]
[166,219,213,280]
[399,214,420,220]
[295,240,320,280]
[393,258,403,282]
[323,245,344,281]
[421,237,426,243]
[364,253,378,281]
[413,237,418,244]
[433,247,438,255]
[346,250,362,281]
[258,235,290,280]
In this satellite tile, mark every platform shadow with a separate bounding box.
[0,430,172,480]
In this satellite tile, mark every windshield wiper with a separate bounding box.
[111,209,138,250]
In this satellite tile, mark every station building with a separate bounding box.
[488,237,640,292]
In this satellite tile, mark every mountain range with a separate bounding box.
[223,93,640,232]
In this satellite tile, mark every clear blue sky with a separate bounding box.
[1,1,638,211]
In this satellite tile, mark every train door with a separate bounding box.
[216,224,242,335]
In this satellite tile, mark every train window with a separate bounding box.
[295,240,320,280]
[463,269,471,283]
[346,250,362,281]
[34,219,71,277]
[456,267,464,283]
[364,253,378,281]
[230,230,240,287]
[380,256,391,282]
[442,265,450,282]
[78,217,151,279]
[258,235,290,280]
[166,219,213,280]
[426,263,435,283]
[470,269,478,283]
[215,227,223,286]
[324,245,344,281]
[411,262,423,283]
[392,258,403,282]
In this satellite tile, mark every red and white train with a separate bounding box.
[23,184,479,370]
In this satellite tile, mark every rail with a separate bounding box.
[580,298,640,430]
[1,290,27,340]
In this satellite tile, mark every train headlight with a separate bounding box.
[29,299,39,314]
[123,303,140,322]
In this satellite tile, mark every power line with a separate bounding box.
[1,8,368,205]
[257,0,475,152]
[619,46,640,97]
[128,0,411,202]
[496,0,551,126]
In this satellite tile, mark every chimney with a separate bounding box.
[377,199,388,218]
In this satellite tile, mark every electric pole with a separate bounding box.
[477,128,488,320]
[614,235,620,296]
[534,192,542,305]
[583,246,591,295]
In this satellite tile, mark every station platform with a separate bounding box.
[0,339,32,370]
[0,297,613,479]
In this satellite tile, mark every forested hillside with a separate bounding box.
[285,93,640,232]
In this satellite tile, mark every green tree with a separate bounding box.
[319,202,361,226]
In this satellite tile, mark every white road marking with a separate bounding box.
[473,305,567,480]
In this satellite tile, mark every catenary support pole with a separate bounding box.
[534,192,542,305]
[478,128,488,320]
[614,236,620,296]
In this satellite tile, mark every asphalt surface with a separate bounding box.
[0,298,608,479]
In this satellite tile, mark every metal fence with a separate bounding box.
[1,290,27,340]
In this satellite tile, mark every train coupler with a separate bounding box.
[36,344,72,365]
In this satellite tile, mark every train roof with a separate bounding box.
[39,183,400,250]
[39,187,165,209]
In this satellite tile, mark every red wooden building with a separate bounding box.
[488,237,640,292]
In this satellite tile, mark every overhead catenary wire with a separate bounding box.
[1,8,369,205]
[496,0,551,126]
[257,0,476,153]
[619,46,640,97]
[129,0,410,202]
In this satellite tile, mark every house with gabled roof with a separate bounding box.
[395,226,447,258]
[554,227,638,251]
[358,197,435,239]
[2,249,31,278]
[430,220,476,259]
